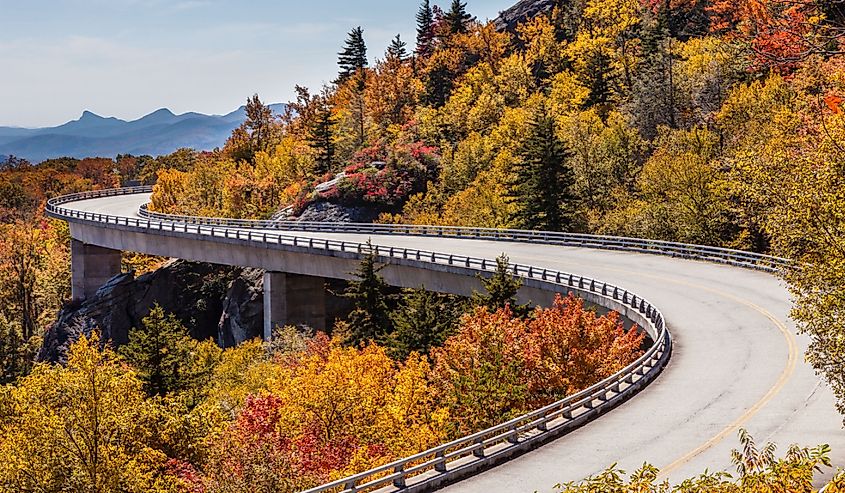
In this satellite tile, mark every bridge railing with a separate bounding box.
[136,202,789,273]
[45,187,698,492]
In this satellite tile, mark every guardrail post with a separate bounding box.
[434,450,447,473]
[393,465,406,488]
[473,438,485,458]
[507,425,519,444]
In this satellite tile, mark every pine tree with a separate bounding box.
[337,26,368,84]
[423,59,454,108]
[444,0,474,35]
[509,105,576,232]
[310,93,336,174]
[341,244,393,347]
[632,7,677,139]
[584,51,613,109]
[386,34,409,61]
[471,254,529,315]
[119,305,194,397]
[389,287,463,360]
[416,0,436,57]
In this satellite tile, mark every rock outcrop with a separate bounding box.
[217,268,265,347]
[39,260,264,362]
[295,201,385,223]
[494,0,558,31]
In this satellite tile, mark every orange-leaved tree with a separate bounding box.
[523,293,644,406]
[432,295,644,434]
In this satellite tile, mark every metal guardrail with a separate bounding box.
[136,199,790,274]
[46,186,778,493]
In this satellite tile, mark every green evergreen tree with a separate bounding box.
[341,244,393,347]
[423,59,454,108]
[632,7,678,139]
[416,0,436,57]
[0,313,36,384]
[337,26,368,84]
[310,95,335,174]
[389,287,463,360]
[471,254,529,315]
[444,0,474,35]
[509,105,577,231]
[584,51,613,109]
[387,34,409,61]
[119,305,195,397]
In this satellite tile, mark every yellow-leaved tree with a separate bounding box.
[0,334,182,492]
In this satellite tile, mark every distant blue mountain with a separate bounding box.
[0,103,286,163]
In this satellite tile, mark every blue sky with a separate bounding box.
[0,0,511,127]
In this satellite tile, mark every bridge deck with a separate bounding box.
[61,192,844,490]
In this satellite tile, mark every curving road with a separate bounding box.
[55,192,844,489]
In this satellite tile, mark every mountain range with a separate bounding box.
[0,103,286,163]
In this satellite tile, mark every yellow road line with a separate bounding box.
[656,284,798,478]
[594,266,798,479]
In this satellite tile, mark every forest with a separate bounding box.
[1,0,845,490]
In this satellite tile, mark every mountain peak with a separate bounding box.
[150,108,175,116]
[80,110,104,120]
[0,101,287,162]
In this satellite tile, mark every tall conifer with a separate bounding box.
[509,106,576,232]
[341,244,392,347]
[444,0,473,34]
[387,34,409,61]
[416,0,436,57]
[337,26,368,84]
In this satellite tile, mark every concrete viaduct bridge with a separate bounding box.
[47,187,844,492]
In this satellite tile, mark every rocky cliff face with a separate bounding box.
[41,260,358,363]
[217,268,265,347]
[295,201,385,223]
[39,260,263,362]
[494,0,558,31]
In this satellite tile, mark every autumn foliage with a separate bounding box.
[432,294,643,433]
[0,292,643,492]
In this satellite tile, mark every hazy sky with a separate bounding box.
[0,0,511,128]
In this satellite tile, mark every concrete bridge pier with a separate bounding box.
[263,272,327,340]
[71,239,122,301]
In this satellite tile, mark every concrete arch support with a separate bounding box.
[263,272,327,340]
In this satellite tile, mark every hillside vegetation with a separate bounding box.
[1,0,845,491]
[148,0,845,432]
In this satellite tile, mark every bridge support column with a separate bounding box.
[71,239,122,301]
[263,272,326,340]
